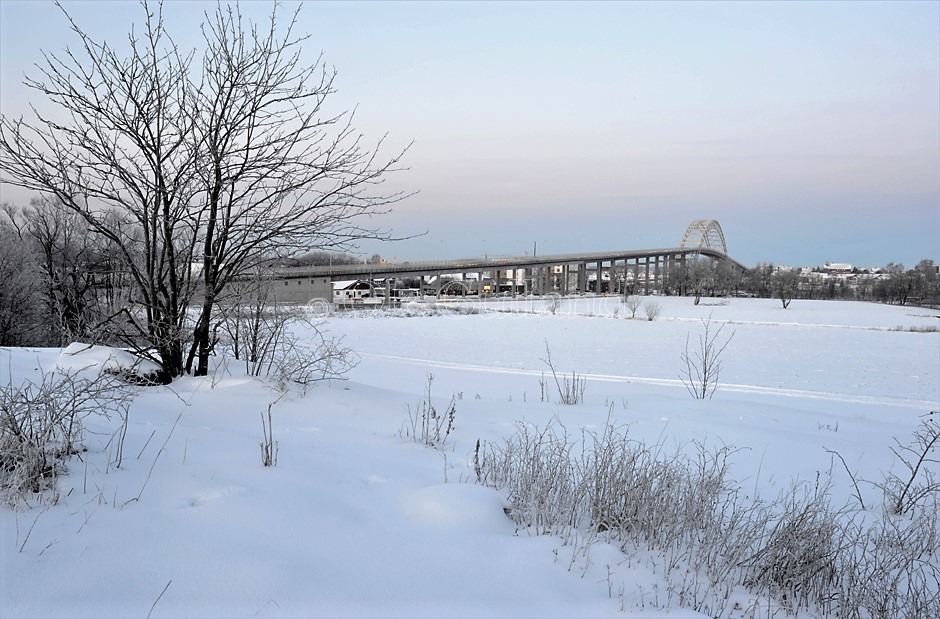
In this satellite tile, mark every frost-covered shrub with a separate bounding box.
[643,300,662,321]
[475,418,940,618]
[740,480,844,613]
[401,374,456,450]
[0,368,132,506]
[217,295,355,391]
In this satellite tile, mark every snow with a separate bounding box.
[56,342,163,378]
[1,297,938,618]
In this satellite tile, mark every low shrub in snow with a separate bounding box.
[401,374,456,450]
[679,317,735,400]
[881,417,939,516]
[475,417,940,618]
[0,367,133,506]
[217,300,356,392]
[643,300,662,321]
[540,342,586,405]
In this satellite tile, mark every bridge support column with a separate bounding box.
[662,255,669,295]
[656,256,663,294]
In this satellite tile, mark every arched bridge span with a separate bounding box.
[680,219,728,255]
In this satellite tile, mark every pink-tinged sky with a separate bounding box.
[1,1,937,268]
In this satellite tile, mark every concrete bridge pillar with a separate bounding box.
[662,255,669,295]
[656,256,663,294]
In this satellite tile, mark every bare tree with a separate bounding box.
[0,1,199,379]
[292,250,361,267]
[685,256,712,305]
[744,262,775,298]
[680,316,735,399]
[0,1,408,380]
[184,3,408,376]
[884,262,912,306]
[771,269,800,309]
[622,294,642,319]
[3,198,102,344]
[0,216,44,345]
[910,259,938,306]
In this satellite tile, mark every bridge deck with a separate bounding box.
[276,246,747,280]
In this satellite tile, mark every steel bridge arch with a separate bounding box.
[680,219,728,255]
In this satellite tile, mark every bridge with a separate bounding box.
[273,219,749,303]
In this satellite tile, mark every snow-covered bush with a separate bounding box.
[642,300,662,321]
[0,368,132,506]
[881,417,939,516]
[740,480,845,613]
[57,342,166,385]
[217,288,355,391]
[475,418,940,618]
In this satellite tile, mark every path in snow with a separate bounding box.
[359,352,935,410]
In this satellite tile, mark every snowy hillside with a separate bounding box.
[2,297,938,618]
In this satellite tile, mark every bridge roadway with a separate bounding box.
[271,245,750,302]
[277,247,747,280]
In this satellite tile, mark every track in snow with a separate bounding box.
[359,352,935,410]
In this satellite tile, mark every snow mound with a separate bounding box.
[56,343,165,384]
[402,483,513,534]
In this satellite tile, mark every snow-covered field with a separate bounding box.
[1,297,938,618]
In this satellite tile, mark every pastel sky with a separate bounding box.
[1,0,938,268]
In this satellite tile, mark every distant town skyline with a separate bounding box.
[1,0,937,268]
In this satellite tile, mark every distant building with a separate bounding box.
[826,263,853,273]
[333,280,373,301]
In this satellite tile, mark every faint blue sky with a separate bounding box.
[1,0,937,267]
